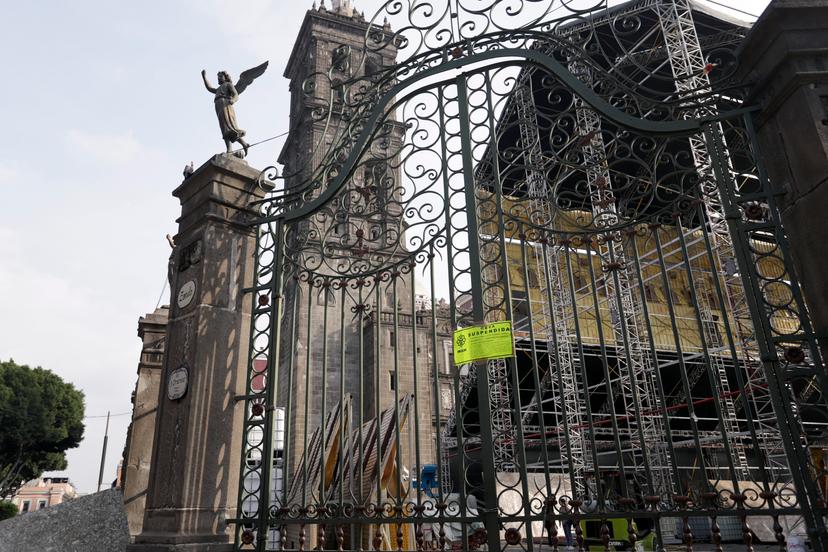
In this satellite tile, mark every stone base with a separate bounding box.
[126,541,232,552]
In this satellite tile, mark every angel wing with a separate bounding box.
[235,61,269,95]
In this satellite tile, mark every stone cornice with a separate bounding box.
[137,307,169,340]
[172,155,267,240]
[174,154,261,193]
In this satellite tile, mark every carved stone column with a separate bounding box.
[128,154,264,551]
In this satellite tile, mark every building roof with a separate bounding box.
[687,0,753,28]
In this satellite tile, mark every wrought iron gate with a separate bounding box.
[233,2,828,550]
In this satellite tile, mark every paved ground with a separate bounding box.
[526,545,786,551]
[664,547,782,551]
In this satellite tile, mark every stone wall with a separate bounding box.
[362,307,455,469]
[0,488,128,552]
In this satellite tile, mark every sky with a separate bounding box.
[0,0,770,495]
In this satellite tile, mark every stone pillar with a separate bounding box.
[129,154,264,551]
[123,305,169,537]
[735,0,828,358]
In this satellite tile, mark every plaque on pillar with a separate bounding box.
[166,366,189,401]
[176,280,197,310]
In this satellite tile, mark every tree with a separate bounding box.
[0,360,85,498]
[0,501,17,521]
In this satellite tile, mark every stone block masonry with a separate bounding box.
[0,488,129,552]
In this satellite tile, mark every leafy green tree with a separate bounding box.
[0,360,85,498]
[0,501,17,520]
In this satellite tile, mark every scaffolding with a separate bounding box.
[442,0,788,502]
[514,82,590,496]
[569,57,673,493]
[656,0,780,480]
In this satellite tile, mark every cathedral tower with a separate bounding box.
[274,5,448,533]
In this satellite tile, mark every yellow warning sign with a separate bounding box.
[453,321,514,365]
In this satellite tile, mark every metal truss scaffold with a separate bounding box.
[514,82,589,496]
[657,0,783,480]
[440,0,786,498]
[568,58,673,494]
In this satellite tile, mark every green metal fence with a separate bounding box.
[232,2,828,550]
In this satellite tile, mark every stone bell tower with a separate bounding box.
[274,2,443,504]
[331,0,355,17]
[277,0,410,474]
[278,1,397,192]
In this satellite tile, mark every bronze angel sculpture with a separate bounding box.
[201,61,268,157]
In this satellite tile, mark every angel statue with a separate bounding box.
[201,61,268,158]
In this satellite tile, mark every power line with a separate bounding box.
[249,130,290,148]
[229,130,290,155]
[84,411,131,419]
[153,273,168,311]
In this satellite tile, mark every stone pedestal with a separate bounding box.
[128,154,264,551]
[735,0,828,358]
